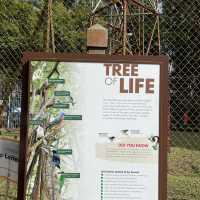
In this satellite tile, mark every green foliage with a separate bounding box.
[0,0,90,52]
[0,0,90,103]
[53,1,90,52]
[0,0,39,49]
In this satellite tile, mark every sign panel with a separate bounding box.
[0,138,19,182]
[19,53,168,200]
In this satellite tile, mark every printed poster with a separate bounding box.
[27,61,160,200]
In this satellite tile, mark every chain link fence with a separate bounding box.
[0,0,200,199]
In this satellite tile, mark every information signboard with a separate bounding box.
[0,138,19,182]
[18,53,168,200]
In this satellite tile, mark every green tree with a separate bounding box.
[0,0,90,102]
[53,0,90,52]
[161,0,200,129]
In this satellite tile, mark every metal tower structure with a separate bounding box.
[90,0,162,55]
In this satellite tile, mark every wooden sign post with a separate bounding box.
[87,24,108,54]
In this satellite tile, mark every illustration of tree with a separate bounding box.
[26,61,81,200]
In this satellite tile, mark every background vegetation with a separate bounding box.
[0,0,200,199]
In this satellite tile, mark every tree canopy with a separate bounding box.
[0,0,90,102]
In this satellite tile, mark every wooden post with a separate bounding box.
[87,24,108,54]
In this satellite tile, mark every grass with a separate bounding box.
[168,131,200,200]
[0,177,17,199]
[170,131,200,151]
[168,174,200,200]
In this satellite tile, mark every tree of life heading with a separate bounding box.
[104,63,155,94]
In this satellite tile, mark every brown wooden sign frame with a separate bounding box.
[18,52,168,200]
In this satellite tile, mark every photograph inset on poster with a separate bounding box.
[26,61,161,200]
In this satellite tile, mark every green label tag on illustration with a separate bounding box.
[54,91,70,96]
[60,173,80,179]
[48,79,65,84]
[53,104,70,109]
[57,149,72,155]
[64,115,82,120]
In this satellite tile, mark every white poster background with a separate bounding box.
[60,62,160,200]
